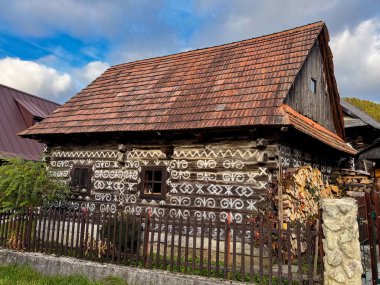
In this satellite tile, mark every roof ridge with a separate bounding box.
[110,21,324,70]
[0,83,61,106]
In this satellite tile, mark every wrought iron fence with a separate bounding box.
[0,207,322,284]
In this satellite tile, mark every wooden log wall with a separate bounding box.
[45,139,279,222]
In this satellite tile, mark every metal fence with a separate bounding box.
[0,207,322,284]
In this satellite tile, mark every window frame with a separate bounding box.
[310,77,317,94]
[139,166,167,200]
[70,165,92,194]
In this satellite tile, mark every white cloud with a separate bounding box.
[74,61,110,85]
[331,19,380,102]
[0,57,74,101]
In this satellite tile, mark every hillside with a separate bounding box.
[344,97,380,123]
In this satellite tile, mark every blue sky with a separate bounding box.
[0,0,379,103]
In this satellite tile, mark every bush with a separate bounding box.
[0,158,70,212]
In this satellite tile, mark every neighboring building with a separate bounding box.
[20,22,355,220]
[357,139,380,192]
[0,84,60,161]
[341,100,380,172]
[341,100,380,151]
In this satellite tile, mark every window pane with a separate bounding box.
[153,183,162,194]
[145,170,153,181]
[144,182,153,194]
[73,168,81,186]
[154,170,162,181]
[81,168,89,189]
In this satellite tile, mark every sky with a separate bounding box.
[0,0,379,104]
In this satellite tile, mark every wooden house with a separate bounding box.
[20,22,356,220]
[0,84,60,161]
[357,139,380,192]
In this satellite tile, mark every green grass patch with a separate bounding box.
[0,264,128,285]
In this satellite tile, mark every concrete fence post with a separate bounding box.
[321,198,363,285]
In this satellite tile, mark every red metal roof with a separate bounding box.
[0,84,60,160]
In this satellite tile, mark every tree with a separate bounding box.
[0,158,70,212]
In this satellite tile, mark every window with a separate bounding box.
[71,165,92,194]
[140,166,167,199]
[310,78,317,94]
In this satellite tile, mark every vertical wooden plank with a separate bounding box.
[296,221,302,283]
[287,224,293,284]
[169,214,175,272]
[177,215,183,272]
[232,218,237,281]
[163,214,169,271]
[59,208,66,255]
[117,212,124,264]
[0,212,5,246]
[67,208,74,256]
[199,217,205,273]
[306,223,313,285]
[249,220,254,282]
[365,191,378,285]
[43,208,51,253]
[184,215,190,274]
[35,208,43,252]
[223,214,231,280]
[123,213,130,264]
[84,209,90,260]
[49,207,57,254]
[372,191,380,258]
[215,216,221,278]
[192,217,197,274]
[149,213,155,269]
[136,213,143,266]
[156,214,163,269]
[143,211,150,268]
[259,221,264,284]
[241,218,246,281]
[90,210,97,260]
[268,223,273,285]
[278,225,283,282]
[111,212,118,263]
[207,218,212,277]
[129,212,136,265]
[55,208,61,254]
[105,212,112,261]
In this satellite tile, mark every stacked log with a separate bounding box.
[278,166,341,224]
[336,169,373,192]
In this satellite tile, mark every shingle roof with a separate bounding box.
[341,100,380,129]
[19,21,353,154]
[21,22,325,134]
[0,84,60,161]
[283,105,356,155]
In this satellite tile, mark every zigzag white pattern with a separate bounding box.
[174,148,259,159]
[52,150,118,158]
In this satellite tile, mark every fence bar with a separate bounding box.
[156,215,163,269]
[163,214,169,271]
[223,215,230,280]
[123,212,129,264]
[207,218,212,277]
[287,225,292,283]
[250,221,254,282]
[307,223,313,284]
[278,225,283,282]
[177,215,183,272]
[232,218,237,280]
[259,221,264,283]
[192,217,197,274]
[149,214,155,269]
[169,215,175,272]
[136,214,143,266]
[241,218,246,281]
[215,216,220,278]
[296,221,302,283]
[268,222,273,285]
[184,215,190,273]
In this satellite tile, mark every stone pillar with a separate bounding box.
[321,198,363,285]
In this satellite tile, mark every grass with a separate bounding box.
[0,264,128,285]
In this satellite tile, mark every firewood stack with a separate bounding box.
[278,166,341,224]
[336,169,373,192]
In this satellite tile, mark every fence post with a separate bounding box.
[143,209,151,267]
[321,198,362,284]
[225,212,231,279]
